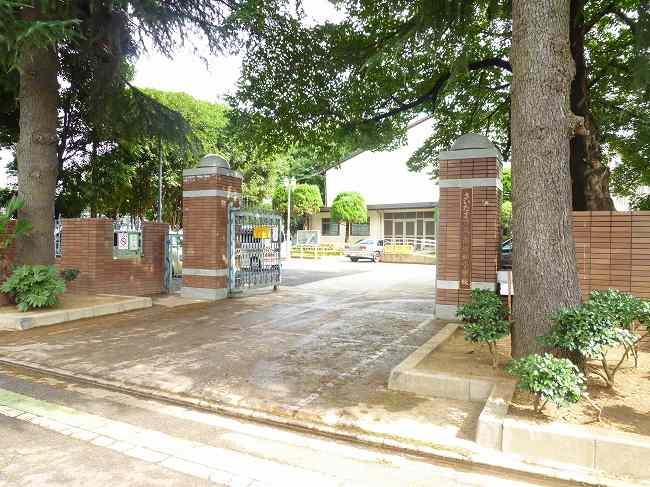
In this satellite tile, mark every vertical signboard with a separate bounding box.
[459,188,472,290]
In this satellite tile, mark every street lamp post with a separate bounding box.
[283,176,296,257]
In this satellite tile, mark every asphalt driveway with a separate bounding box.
[0,259,481,448]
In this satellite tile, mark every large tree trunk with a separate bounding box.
[15,40,59,265]
[569,0,616,211]
[511,0,582,357]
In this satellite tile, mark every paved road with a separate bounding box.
[0,259,469,449]
[0,366,569,487]
[279,257,375,287]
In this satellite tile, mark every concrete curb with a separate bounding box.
[388,323,509,402]
[501,415,650,480]
[476,381,516,450]
[0,295,152,331]
[476,368,650,481]
[0,357,637,487]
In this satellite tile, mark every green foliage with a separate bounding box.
[272,183,323,217]
[60,268,80,283]
[506,353,585,413]
[330,192,367,224]
[588,289,650,332]
[233,0,649,191]
[457,289,509,367]
[501,167,511,202]
[500,201,512,237]
[0,196,31,252]
[541,300,638,387]
[0,265,65,312]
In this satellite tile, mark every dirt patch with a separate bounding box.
[416,327,511,380]
[509,337,650,437]
[0,294,129,315]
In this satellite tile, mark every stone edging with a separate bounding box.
[390,323,650,482]
[388,323,507,402]
[0,295,152,331]
[477,370,650,481]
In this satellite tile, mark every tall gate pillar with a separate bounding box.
[181,154,242,300]
[435,134,503,319]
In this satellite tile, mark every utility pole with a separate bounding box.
[158,136,163,223]
[283,176,296,257]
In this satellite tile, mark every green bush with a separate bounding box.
[0,197,31,253]
[540,302,637,387]
[0,265,66,312]
[588,289,650,332]
[506,353,585,413]
[61,268,80,283]
[588,289,650,367]
[457,289,510,367]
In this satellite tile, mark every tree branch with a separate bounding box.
[367,57,512,123]
[584,1,617,34]
[585,3,639,36]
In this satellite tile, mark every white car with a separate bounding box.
[346,238,384,262]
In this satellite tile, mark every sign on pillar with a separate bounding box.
[181,154,243,300]
[435,134,503,320]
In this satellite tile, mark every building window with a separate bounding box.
[351,222,370,236]
[322,218,340,236]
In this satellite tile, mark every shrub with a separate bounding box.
[0,265,66,312]
[457,289,510,367]
[588,289,650,367]
[540,303,637,387]
[506,353,585,413]
[588,289,650,332]
[61,268,80,283]
[0,197,31,253]
[0,197,31,287]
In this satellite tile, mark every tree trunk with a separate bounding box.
[15,40,59,265]
[569,0,615,211]
[511,0,581,357]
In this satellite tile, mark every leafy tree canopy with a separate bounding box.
[233,0,649,208]
[331,191,367,224]
[272,183,323,216]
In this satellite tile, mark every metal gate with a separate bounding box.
[164,230,183,292]
[228,204,282,293]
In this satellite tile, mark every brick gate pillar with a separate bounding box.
[435,134,503,319]
[181,154,242,300]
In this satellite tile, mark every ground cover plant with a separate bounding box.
[1,265,66,312]
[506,353,585,413]
[457,289,510,367]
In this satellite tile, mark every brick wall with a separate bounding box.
[3,219,168,296]
[574,211,650,299]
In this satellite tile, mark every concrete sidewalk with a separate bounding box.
[0,262,482,453]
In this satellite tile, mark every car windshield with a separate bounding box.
[354,239,374,245]
[502,240,512,251]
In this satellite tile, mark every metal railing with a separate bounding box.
[383,236,436,253]
[54,218,62,257]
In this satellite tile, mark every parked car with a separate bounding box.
[501,238,512,269]
[346,238,384,262]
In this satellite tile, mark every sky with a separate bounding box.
[0,0,344,187]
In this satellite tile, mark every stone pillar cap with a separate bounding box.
[199,154,230,169]
[439,133,503,162]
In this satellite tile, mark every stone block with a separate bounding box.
[502,418,595,468]
[595,433,650,479]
